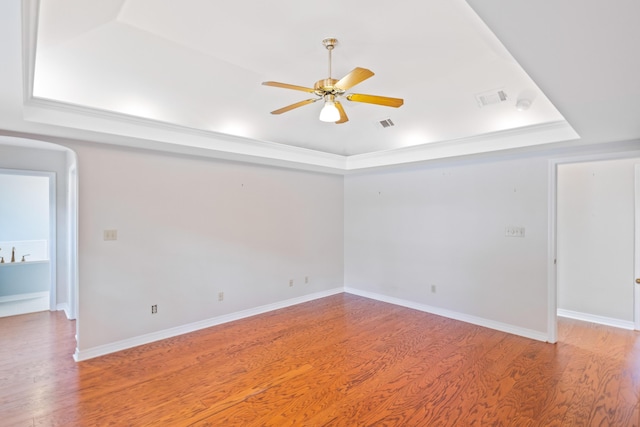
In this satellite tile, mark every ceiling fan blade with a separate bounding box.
[346,93,404,108]
[262,81,316,93]
[270,98,319,115]
[335,67,375,91]
[335,101,349,124]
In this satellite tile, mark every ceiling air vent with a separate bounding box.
[475,89,508,108]
[378,118,395,128]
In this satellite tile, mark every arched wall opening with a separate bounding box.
[0,135,78,350]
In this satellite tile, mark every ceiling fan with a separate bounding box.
[262,38,404,124]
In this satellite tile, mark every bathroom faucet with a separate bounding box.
[11,247,15,263]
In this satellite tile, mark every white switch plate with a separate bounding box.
[505,226,525,237]
[103,229,118,241]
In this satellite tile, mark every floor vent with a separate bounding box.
[475,89,508,107]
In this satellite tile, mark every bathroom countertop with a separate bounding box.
[0,260,50,267]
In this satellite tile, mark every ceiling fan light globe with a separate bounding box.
[319,102,341,122]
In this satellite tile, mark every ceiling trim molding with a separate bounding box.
[23,97,349,171]
[345,120,579,170]
[23,92,580,173]
[21,95,580,173]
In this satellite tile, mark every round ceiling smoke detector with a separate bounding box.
[516,98,532,111]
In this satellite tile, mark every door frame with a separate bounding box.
[0,168,57,310]
[549,149,640,340]
[634,165,640,330]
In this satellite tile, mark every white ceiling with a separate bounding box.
[0,1,638,172]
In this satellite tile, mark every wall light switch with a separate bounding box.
[505,226,525,237]
[103,229,118,241]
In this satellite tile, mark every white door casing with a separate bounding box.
[634,164,640,330]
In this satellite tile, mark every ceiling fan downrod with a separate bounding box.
[322,38,338,80]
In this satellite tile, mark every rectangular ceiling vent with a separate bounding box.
[475,89,508,108]
[378,118,395,128]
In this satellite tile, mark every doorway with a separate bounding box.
[554,156,639,331]
[0,137,78,326]
[0,170,55,317]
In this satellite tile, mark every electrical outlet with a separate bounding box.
[305,276,309,284]
[289,279,294,287]
[431,285,436,293]
[218,292,224,302]
[151,304,157,314]
[103,229,118,241]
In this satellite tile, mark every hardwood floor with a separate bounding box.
[1,293,639,426]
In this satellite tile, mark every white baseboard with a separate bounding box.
[344,287,550,342]
[74,285,556,362]
[74,287,343,362]
[557,308,635,330]
[56,302,74,319]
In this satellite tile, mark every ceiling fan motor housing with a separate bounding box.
[314,78,344,96]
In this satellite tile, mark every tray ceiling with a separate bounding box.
[24,0,581,170]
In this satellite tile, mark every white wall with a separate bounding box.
[345,155,550,336]
[557,158,638,322]
[0,141,71,308]
[64,141,344,351]
[4,131,637,357]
